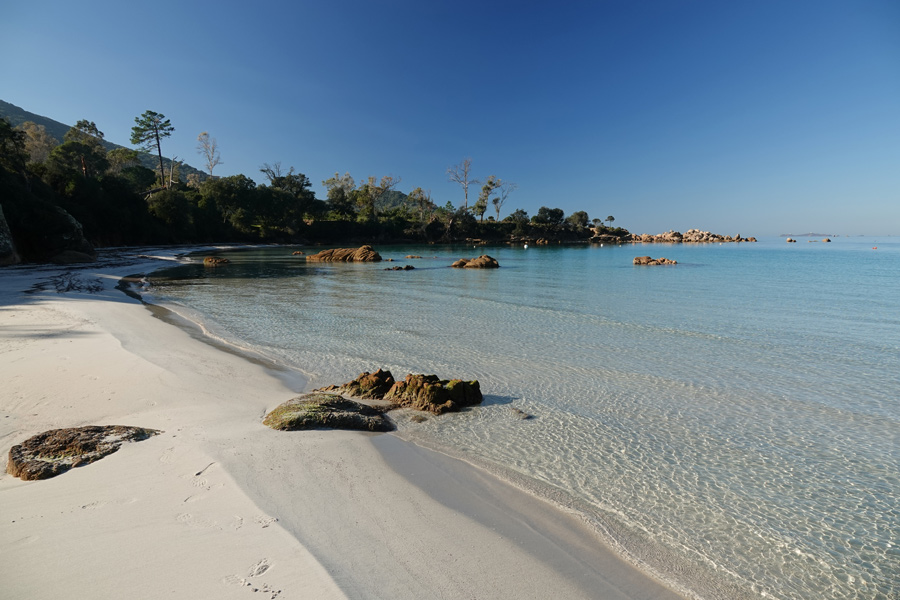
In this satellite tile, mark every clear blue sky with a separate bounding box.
[2,0,898,235]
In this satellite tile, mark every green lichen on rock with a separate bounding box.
[263,393,394,432]
[7,425,162,481]
[384,374,483,414]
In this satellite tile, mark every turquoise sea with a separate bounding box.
[145,237,899,600]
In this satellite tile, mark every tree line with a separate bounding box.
[0,110,626,261]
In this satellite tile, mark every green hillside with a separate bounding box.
[0,99,207,182]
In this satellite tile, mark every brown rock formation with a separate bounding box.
[316,369,396,400]
[203,256,230,266]
[630,229,757,244]
[7,425,162,481]
[384,374,483,415]
[305,245,382,262]
[451,255,500,269]
[633,256,677,265]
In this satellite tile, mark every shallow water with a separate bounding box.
[146,238,900,599]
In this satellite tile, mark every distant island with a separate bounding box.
[780,233,837,237]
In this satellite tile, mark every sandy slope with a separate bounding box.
[0,257,683,600]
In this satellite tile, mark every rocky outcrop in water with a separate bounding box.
[451,255,499,268]
[305,245,382,262]
[263,393,394,432]
[7,425,162,480]
[316,369,396,400]
[317,370,484,415]
[629,229,756,243]
[633,256,677,265]
[384,374,483,414]
[203,256,230,266]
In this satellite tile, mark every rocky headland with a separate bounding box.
[624,229,757,243]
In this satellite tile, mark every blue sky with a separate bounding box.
[2,0,898,235]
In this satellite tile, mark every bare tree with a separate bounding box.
[447,157,478,211]
[493,181,517,221]
[197,131,222,176]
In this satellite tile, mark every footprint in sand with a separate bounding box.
[254,515,278,528]
[159,447,177,464]
[222,559,281,598]
[176,512,219,529]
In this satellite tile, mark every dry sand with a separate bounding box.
[0,255,685,599]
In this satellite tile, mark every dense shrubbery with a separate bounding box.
[0,116,624,262]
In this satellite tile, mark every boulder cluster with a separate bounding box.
[451,255,499,269]
[7,425,161,481]
[633,256,677,265]
[628,230,756,243]
[305,245,382,262]
[316,369,483,415]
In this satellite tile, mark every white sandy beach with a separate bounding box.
[0,255,684,600]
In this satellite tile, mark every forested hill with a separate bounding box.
[0,99,206,181]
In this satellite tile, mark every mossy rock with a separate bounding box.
[7,425,162,481]
[263,393,394,432]
[384,374,483,415]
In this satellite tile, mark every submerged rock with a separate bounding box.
[451,255,499,269]
[305,245,382,262]
[384,374,483,414]
[7,425,162,481]
[316,369,396,400]
[203,256,229,266]
[263,393,394,432]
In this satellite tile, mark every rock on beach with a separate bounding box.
[263,393,394,432]
[7,425,162,481]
